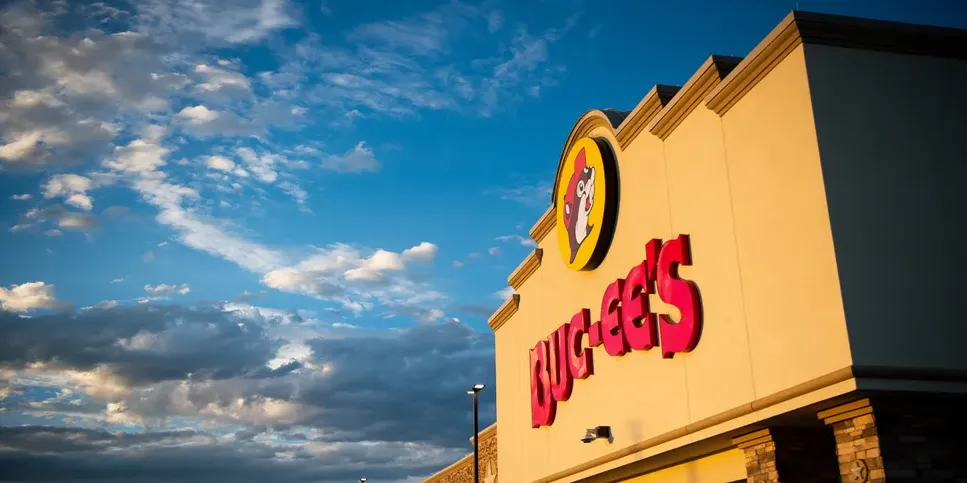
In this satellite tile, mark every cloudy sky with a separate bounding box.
[0,0,964,481]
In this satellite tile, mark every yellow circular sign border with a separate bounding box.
[555,137,619,272]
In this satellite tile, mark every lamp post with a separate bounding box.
[468,383,486,483]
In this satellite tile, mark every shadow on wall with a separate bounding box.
[686,464,699,483]
[626,418,643,448]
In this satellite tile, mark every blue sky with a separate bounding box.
[1,0,966,481]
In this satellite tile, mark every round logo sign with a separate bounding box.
[555,137,619,271]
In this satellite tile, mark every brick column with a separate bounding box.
[818,399,884,482]
[734,429,779,483]
[818,395,967,482]
[733,427,841,483]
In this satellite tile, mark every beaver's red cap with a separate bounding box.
[562,148,587,231]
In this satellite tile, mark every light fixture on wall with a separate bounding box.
[581,426,613,444]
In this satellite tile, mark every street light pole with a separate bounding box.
[473,390,479,483]
[468,384,485,483]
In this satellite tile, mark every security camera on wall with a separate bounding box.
[582,426,612,444]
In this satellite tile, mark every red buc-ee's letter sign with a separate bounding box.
[529,234,703,428]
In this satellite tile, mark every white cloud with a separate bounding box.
[97,300,120,309]
[496,234,537,247]
[0,1,543,334]
[205,155,236,172]
[401,242,437,262]
[178,105,220,123]
[345,6,460,56]
[295,2,573,118]
[44,229,62,237]
[176,106,258,137]
[115,147,285,274]
[278,181,307,206]
[135,178,199,208]
[493,31,549,82]
[0,122,119,168]
[11,194,32,200]
[0,13,187,170]
[489,183,552,207]
[0,132,43,162]
[417,308,445,323]
[236,147,278,183]
[9,89,63,109]
[42,174,109,211]
[155,205,286,273]
[144,283,191,296]
[64,194,93,211]
[344,250,404,282]
[321,142,380,173]
[213,146,306,204]
[261,241,444,315]
[111,278,125,284]
[261,268,322,295]
[25,205,98,231]
[136,0,297,46]
[293,145,320,155]
[103,134,170,175]
[105,135,286,275]
[494,286,514,300]
[0,385,25,400]
[82,300,120,311]
[0,281,67,312]
[488,246,501,256]
[194,64,251,93]
[266,341,312,370]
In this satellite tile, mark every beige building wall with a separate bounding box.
[803,44,967,372]
[481,11,967,483]
[620,449,746,483]
[494,41,853,483]
[718,44,854,398]
[422,424,498,483]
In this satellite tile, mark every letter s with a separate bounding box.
[656,234,703,359]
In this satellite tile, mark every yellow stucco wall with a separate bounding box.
[619,449,746,483]
[717,45,853,398]
[494,44,852,483]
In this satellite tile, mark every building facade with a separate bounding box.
[425,10,967,483]
[423,425,498,483]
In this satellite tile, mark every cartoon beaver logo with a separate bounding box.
[556,136,618,272]
[562,147,595,264]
